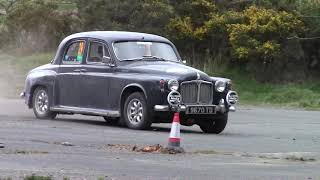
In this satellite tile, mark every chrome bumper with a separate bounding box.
[20,91,26,98]
[154,99,237,113]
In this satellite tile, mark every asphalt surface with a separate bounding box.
[0,98,319,180]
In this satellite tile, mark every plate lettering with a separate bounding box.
[186,106,216,114]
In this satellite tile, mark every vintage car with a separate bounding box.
[21,31,238,134]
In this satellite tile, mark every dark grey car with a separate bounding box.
[21,31,239,134]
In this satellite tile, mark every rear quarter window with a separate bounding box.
[63,41,86,65]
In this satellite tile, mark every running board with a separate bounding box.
[51,106,120,118]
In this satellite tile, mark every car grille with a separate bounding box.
[180,80,213,104]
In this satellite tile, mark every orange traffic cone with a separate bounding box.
[166,112,184,153]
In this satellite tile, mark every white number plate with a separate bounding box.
[186,105,216,114]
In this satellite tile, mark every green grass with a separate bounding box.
[0,16,5,24]
[0,53,54,97]
[24,175,52,180]
[58,2,77,11]
[0,52,54,74]
[208,68,320,110]
[10,53,54,74]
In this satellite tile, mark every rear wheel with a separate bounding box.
[123,92,151,130]
[32,87,57,119]
[198,113,228,134]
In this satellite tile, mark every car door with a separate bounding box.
[79,40,114,110]
[56,39,87,107]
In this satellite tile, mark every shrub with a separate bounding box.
[0,0,79,53]
[227,6,306,82]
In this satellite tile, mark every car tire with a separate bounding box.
[123,92,151,130]
[32,87,57,119]
[198,113,228,134]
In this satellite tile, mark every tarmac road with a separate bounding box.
[0,98,319,180]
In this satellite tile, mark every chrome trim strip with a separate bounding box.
[180,105,187,111]
[20,92,25,98]
[51,106,120,117]
[153,104,230,113]
[180,80,213,85]
[217,99,226,113]
[229,106,236,112]
[154,105,170,111]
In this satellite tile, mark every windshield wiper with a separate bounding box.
[122,56,170,62]
[142,56,168,61]
[121,58,143,61]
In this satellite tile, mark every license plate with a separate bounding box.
[185,105,216,114]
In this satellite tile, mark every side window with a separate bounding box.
[63,41,86,64]
[87,42,110,63]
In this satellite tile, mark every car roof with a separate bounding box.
[63,31,172,43]
[52,31,178,64]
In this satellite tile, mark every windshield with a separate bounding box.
[113,41,179,61]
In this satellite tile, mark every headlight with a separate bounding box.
[215,80,226,92]
[227,91,239,105]
[168,79,179,91]
[167,91,181,106]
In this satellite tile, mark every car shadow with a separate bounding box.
[150,126,203,134]
[52,116,203,134]
[53,117,119,127]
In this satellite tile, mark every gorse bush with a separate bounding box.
[227,6,306,82]
[227,6,304,61]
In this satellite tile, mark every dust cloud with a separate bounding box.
[0,52,24,99]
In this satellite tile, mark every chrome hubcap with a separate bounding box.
[127,99,143,125]
[35,90,49,115]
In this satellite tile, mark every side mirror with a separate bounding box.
[102,56,115,67]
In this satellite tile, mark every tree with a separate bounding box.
[0,0,19,14]
[129,0,174,35]
[167,0,218,69]
[227,6,306,81]
[75,0,173,35]
[3,0,79,51]
[295,0,320,76]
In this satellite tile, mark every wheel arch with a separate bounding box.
[28,84,51,108]
[120,84,147,112]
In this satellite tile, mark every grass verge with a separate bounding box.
[24,175,52,180]
[8,53,54,74]
[209,68,320,110]
[0,53,54,97]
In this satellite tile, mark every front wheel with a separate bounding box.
[198,114,228,134]
[123,92,151,130]
[32,87,57,119]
